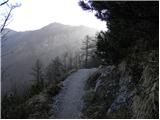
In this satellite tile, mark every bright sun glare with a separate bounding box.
[1,0,107,31]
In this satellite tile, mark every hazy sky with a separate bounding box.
[1,0,107,31]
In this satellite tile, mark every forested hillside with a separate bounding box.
[79,1,159,119]
[2,23,97,96]
[1,0,158,119]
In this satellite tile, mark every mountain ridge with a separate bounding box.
[5,22,98,33]
[2,22,98,96]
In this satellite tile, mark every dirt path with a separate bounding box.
[50,69,97,119]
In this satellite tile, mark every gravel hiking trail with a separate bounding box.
[50,68,97,119]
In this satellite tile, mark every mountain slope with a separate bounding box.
[82,50,158,119]
[2,23,98,95]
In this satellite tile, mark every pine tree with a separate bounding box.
[79,1,158,64]
[31,59,44,89]
[81,35,97,67]
[46,56,65,84]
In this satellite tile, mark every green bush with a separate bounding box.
[83,89,95,104]
[84,104,105,119]
[1,93,28,118]
[46,84,61,96]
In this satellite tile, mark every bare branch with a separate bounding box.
[0,2,21,33]
[0,0,9,6]
[1,7,12,33]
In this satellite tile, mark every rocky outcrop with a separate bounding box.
[82,50,158,119]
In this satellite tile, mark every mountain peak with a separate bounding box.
[48,22,64,26]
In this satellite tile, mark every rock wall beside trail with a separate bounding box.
[82,50,159,119]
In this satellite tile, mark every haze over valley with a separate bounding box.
[1,0,158,119]
[2,22,98,95]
